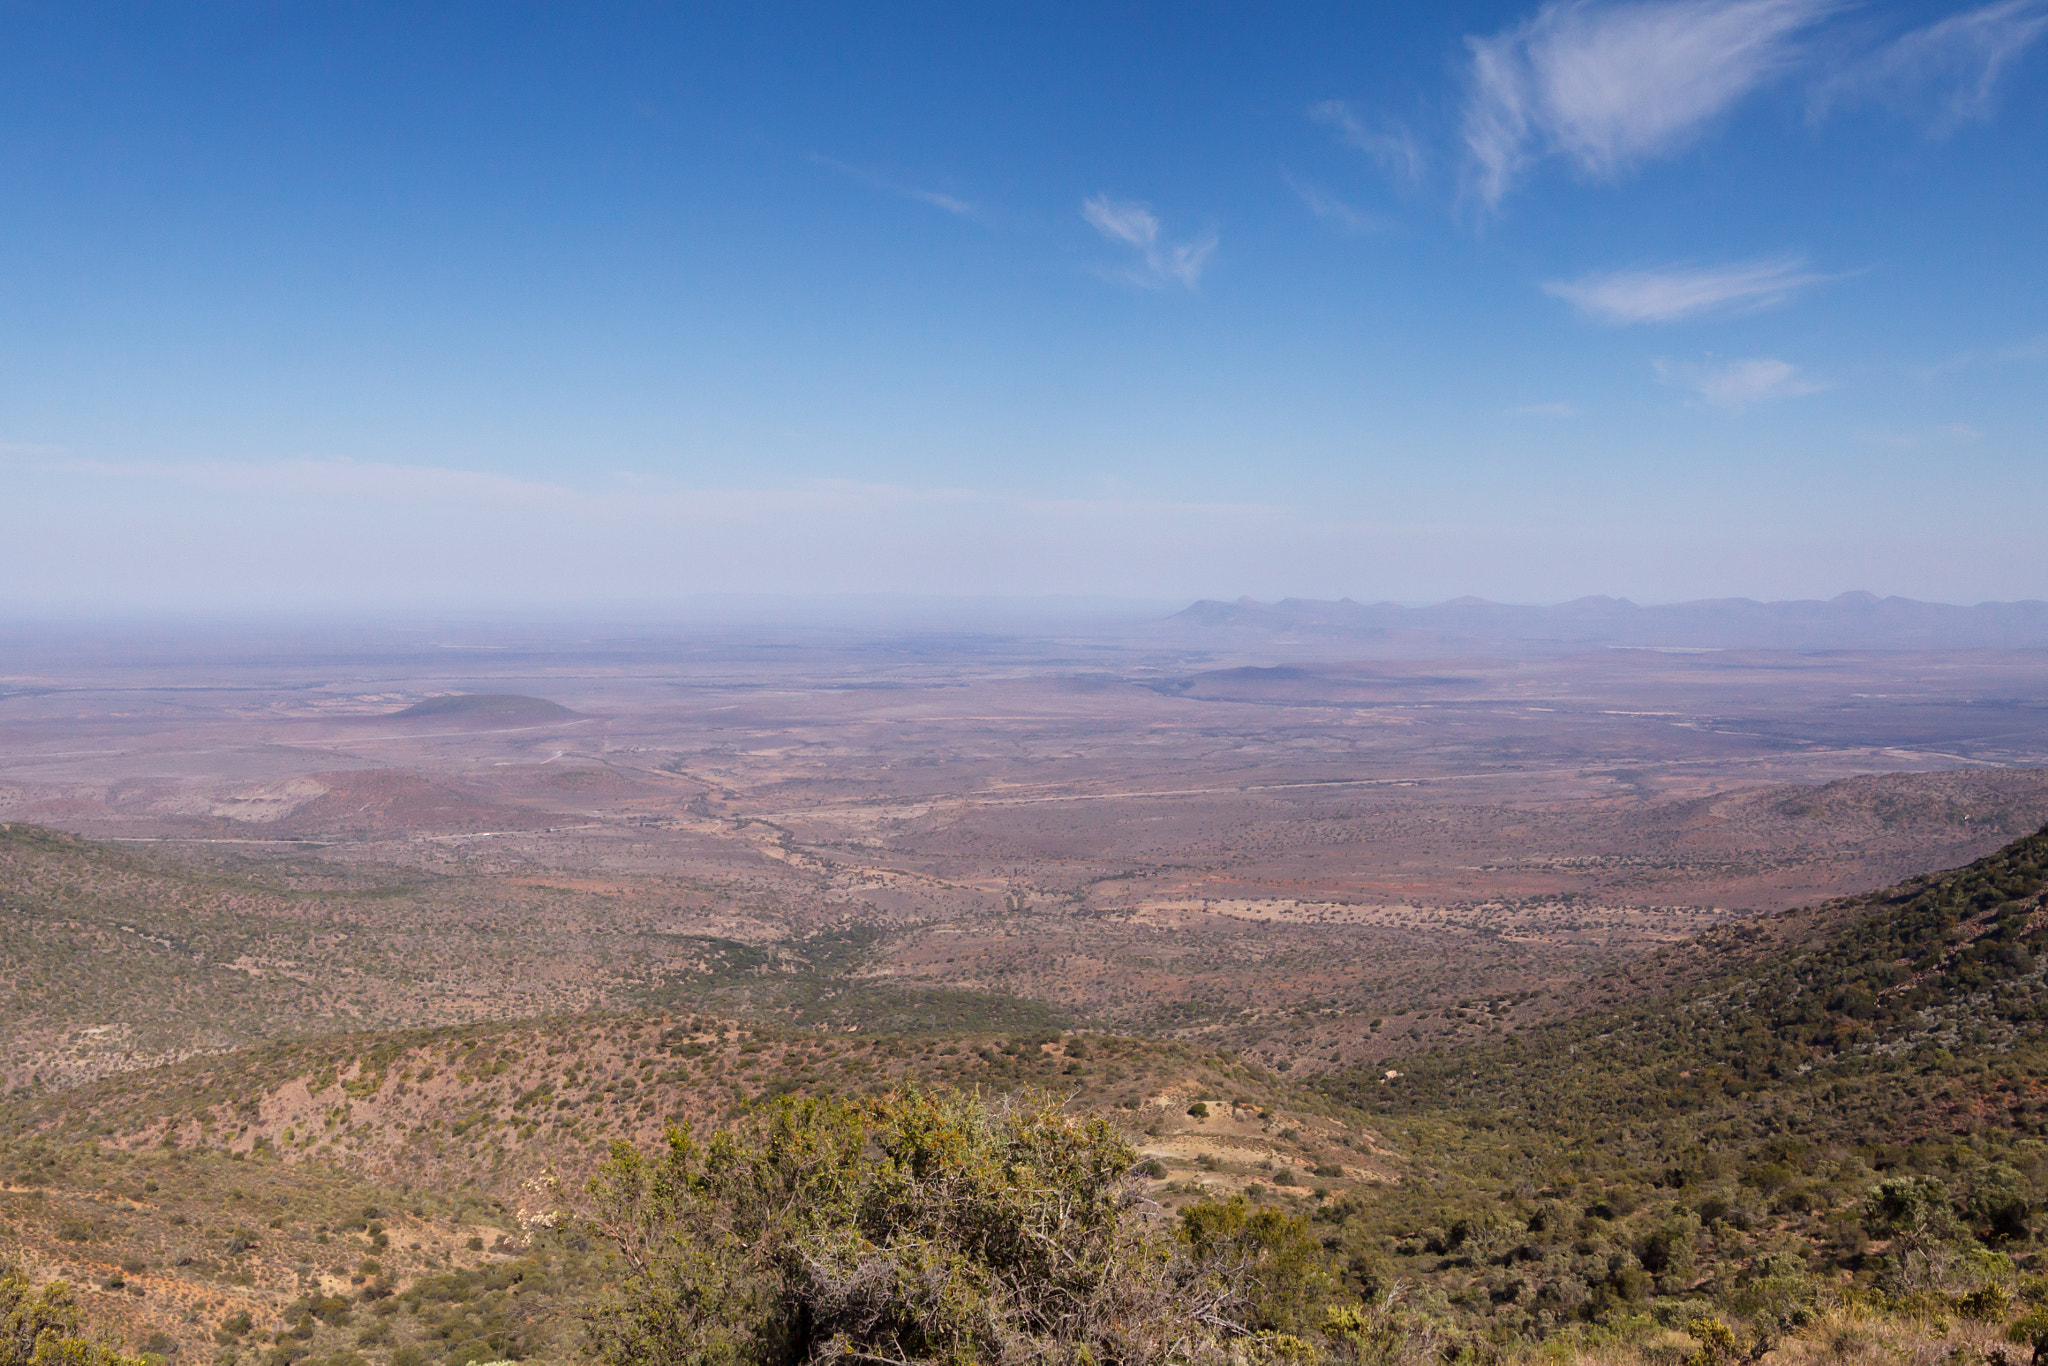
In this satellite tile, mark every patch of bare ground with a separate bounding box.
[0,1127,543,1362]
[2,1013,1390,1217]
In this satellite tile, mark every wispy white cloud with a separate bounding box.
[1813,0,2048,133]
[813,154,980,218]
[1542,255,1827,323]
[1912,332,2048,380]
[1308,100,1424,183]
[1082,194,1217,289]
[1653,354,1825,408]
[1461,0,1834,206]
[1853,423,1984,448]
[1282,174,1388,235]
[1510,401,1580,416]
[906,187,976,216]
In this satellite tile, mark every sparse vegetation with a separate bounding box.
[10,630,2048,1366]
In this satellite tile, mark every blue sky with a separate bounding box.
[3,1,2045,611]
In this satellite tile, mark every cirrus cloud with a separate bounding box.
[1542,255,1829,323]
[1282,173,1389,235]
[1462,0,1836,207]
[1308,100,1425,184]
[1653,354,1826,409]
[1082,194,1218,289]
[1812,0,2048,134]
[812,154,981,218]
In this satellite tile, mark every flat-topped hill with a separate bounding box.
[389,693,576,721]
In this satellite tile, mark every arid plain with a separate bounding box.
[7,613,2048,1088]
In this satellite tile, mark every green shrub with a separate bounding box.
[2005,1308,2048,1350]
[1685,1315,1740,1366]
[2,1267,146,1366]
[1179,1197,1333,1333]
[582,1088,1282,1366]
[1965,1166,2034,1244]
[1960,1285,2014,1321]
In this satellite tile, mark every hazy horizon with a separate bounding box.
[7,587,2048,648]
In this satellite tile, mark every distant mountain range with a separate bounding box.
[1162,591,2048,652]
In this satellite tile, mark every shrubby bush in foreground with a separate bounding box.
[579,1088,1349,1366]
[574,1084,2048,1366]
[1,1268,141,1366]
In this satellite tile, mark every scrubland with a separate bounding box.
[7,627,2048,1364]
